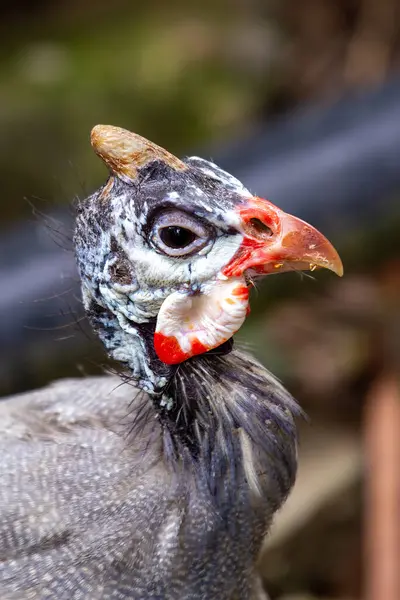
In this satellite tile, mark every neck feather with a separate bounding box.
[130,348,300,508]
[88,302,300,507]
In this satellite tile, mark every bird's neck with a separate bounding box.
[89,303,298,504]
[150,349,300,506]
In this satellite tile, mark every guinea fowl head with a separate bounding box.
[74,125,342,501]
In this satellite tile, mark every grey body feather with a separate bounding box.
[0,352,297,599]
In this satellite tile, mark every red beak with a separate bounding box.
[222,197,343,278]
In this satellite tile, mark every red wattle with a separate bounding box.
[154,332,188,364]
[231,285,249,299]
[154,332,210,365]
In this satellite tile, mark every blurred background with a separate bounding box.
[1,1,400,599]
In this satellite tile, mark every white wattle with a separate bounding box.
[155,276,249,363]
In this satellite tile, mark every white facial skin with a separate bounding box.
[97,189,245,326]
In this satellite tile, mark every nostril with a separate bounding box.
[245,218,273,240]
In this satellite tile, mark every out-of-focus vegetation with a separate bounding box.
[1,1,400,599]
[0,0,280,222]
[1,0,400,222]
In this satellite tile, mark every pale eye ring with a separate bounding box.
[151,209,211,257]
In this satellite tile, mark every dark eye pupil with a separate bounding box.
[160,226,196,249]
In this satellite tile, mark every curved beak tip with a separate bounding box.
[229,197,344,279]
[303,231,344,278]
[329,257,344,277]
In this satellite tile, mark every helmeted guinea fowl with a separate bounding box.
[0,126,343,600]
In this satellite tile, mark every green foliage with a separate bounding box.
[0,9,272,221]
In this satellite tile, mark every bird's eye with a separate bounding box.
[159,226,197,249]
[151,209,211,257]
